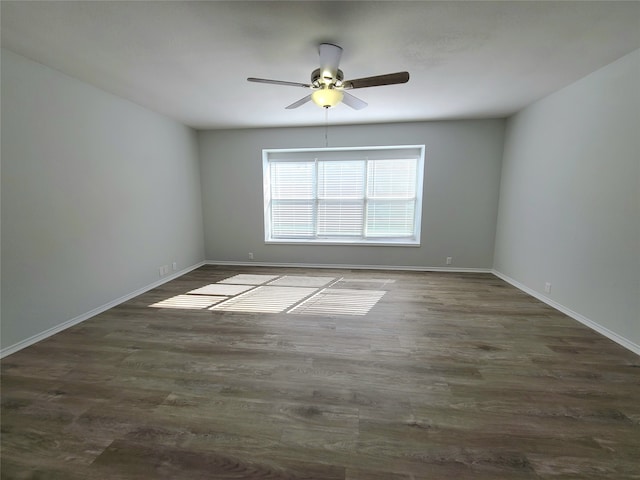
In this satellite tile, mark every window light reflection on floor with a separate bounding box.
[211,286,317,313]
[219,274,279,285]
[290,289,386,316]
[188,284,254,296]
[149,275,390,316]
[149,294,227,310]
[267,275,335,287]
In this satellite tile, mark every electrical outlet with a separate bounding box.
[172,262,177,271]
[248,252,254,260]
[446,256,452,265]
[544,282,551,294]
[159,267,164,277]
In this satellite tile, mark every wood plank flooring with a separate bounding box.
[2,265,639,479]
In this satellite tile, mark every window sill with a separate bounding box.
[265,239,421,247]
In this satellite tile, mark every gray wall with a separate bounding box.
[1,49,205,351]
[494,49,640,347]
[199,120,505,269]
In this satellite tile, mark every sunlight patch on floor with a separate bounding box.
[210,286,317,313]
[219,274,279,285]
[150,275,391,315]
[289,288,386,316]
[150,294,227,309]
[188,284,254,296]
[267,276,336,287]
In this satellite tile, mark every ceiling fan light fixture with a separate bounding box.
[311,87,344,108]
[248,43,407,110]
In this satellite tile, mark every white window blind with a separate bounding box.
[263,146,425,245]
[317,161,365,237]
[366,159,417,237]
[270,161,315,237]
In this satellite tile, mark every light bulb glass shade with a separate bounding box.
[311,88,344,108]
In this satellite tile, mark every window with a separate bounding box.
[263,145,425,245]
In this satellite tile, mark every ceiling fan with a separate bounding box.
[247,43,409,110]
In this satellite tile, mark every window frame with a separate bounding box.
[263,145,425,246]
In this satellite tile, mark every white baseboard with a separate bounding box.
[205,260,492,274]
[0,261,206,359]
[492,269,640,356]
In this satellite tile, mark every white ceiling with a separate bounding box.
[2,1,639,129]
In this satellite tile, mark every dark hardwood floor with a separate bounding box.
[2,265,639,479]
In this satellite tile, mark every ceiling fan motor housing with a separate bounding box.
[311,68,344,88]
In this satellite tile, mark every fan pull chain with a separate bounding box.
[324,106,329,148]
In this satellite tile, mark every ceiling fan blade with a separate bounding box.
[285,94,313,109]
[319,43,343,79]
[341,91,368,110]
[247,77,311,88]
[343,71,410,89]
